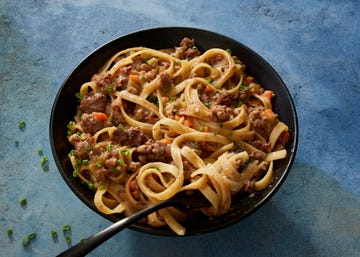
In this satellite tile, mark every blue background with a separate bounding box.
[1,0,359,256]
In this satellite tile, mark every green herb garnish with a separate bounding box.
[117,160,124,167]
[18,121,26,130]
[88,181,94,190]
[106,144,113,152]
[66,235,71,243]
[81,159,89,166]
[51,230,58,238]
[20,197,27,206]
[107,85,114,92]
[22,233,36,247]
[62,224,71,232]
[7,227,13,235]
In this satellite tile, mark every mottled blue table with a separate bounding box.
[1,1,359,256]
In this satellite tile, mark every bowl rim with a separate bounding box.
[50,26,298,236]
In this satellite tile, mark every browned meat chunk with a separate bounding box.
[111,106,126,126]
[178,37,201,60]
[210,105,232,122]
[250,139,271,153]
[248,106,278,138]
[136,139,171,163]
[81,112,111,134]
[159,72,173,92]
[113,127,148,146]
[68,134,94,160]
[92,72,112,88]
[80,92,108,114]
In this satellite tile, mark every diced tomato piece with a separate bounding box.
[128,74,140,83]
[93,112,108,121]
[263,90,274,100]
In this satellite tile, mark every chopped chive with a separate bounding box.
[72,171,77,177]
[7,227,13,235]
[20,197,27,206]
[62,224,71,232]
[67,121,75,134]
[206,77,213,83]
[120,149,129,154]
[75,92,81,99]
[106,144,113,152]
[237,100,243,107]
[22,232,36,247]
[117,160,124,167]
[51,230,58,238]
[66,235,71,243]
[68,150,75,157]
[67,121,75,128]
[18,121,26,130]
[38,149,43,156]
[15,140,19,147]
[88,181,94,190]
[40,156,48,165]
[40,156,49,172]
[81,159,89,166]
[28,233,36,239]
[218,122,223,128]
[204,102,211,108]
[98,184,106,190]
[107,85,114,92]
[96,162,103,167]
[226,48,232,55]
[80,237,86,243]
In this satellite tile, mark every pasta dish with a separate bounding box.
[67,38,290,235]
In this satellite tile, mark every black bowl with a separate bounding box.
[50,27,298,236]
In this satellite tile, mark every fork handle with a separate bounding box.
[56,201,174,257]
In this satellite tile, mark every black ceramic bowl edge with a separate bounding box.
[50,26,298,236]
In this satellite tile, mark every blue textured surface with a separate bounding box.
[1,1,359,256]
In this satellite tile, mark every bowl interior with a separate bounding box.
[50,27,298,236]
